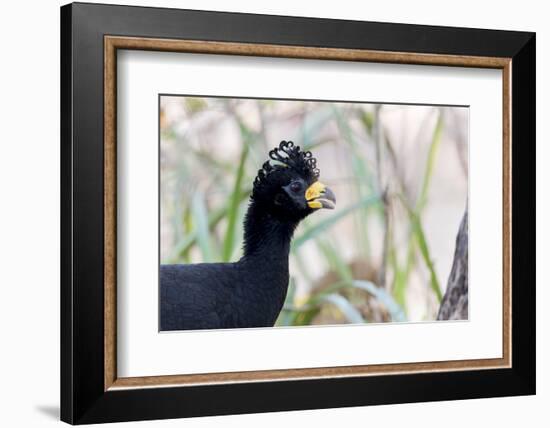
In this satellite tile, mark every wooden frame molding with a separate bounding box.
[104,35,512,391]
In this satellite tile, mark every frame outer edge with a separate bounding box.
[60,3,75,424]
[510,33,536,392]
[63,3,535,422]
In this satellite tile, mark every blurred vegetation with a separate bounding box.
[160,97,468,326]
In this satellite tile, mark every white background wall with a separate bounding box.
[0,0,545,427]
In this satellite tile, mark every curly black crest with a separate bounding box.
[252,141,320,198]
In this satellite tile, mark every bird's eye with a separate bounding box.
[289,182,302,193]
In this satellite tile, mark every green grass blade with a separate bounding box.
[299,106,334,149]
[307,279,406,323]
[350,280,407,322]
[222,144,248,261]
[275,277,297,326]
[314,237,353,282]
[292,195,379,250]
[417,112,443,210]
[359,109,375,135]
[181,204,192,263]
[398,194,442,302]
[410,213,442,301]
[292,307,321,326]
[168,188,251,263]
[390,111,444,306]
[389,241,413,310]
[290,247,313,283]
[331,105,378,258]
[191,191,213,262]
[279,301,321,326]
[331,106,374,190]
[321,293,365,324]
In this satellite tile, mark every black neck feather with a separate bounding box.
[240,201,298,261]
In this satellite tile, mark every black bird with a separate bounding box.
[160,141,336,331]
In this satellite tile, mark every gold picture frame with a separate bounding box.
[104,36,511,391]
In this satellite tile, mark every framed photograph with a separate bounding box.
[60,2,535,424]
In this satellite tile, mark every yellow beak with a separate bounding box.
[305,181,336,210]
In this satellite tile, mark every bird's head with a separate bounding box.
[251,141,336,222]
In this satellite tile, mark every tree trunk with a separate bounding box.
[437,209,468,320]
